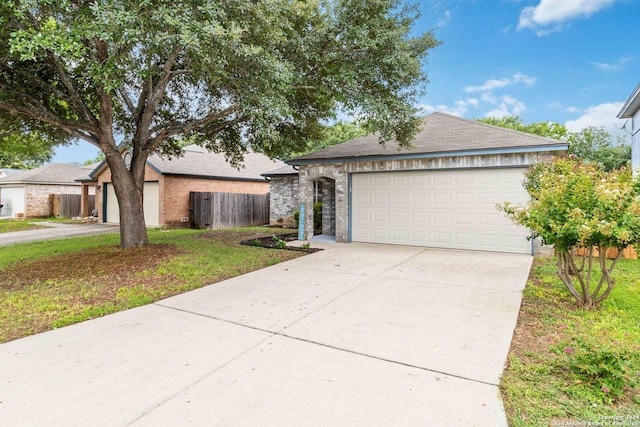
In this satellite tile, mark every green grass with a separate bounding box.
[0,219,48,233]
[501,257,640,426]
[0,227,305,343]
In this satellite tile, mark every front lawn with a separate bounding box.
[0,219,47,233]
[501,257,640,425]
[0,227,306,343]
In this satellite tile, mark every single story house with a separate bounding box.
[0,163,95,217]
[88,144,286,227]
[275,112,568,255]
[617,83,640,176]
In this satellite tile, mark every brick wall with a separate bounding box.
[162,175,269,226]
[95,163,269,226]
[268,175,299,227]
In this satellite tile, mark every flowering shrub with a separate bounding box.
[499,157,640,308]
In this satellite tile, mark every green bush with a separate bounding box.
[499,157,640,309]
[293,203,323,231]
[553,328,639,403]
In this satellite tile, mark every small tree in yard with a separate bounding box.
[0,0,439,248]
[499,157,640,309]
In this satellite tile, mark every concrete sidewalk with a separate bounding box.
[0,243,532,426]
[0,221,119,246]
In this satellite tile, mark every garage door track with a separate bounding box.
[0,243,532,426]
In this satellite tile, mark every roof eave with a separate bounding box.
[261,172,299,177]
[617,83,640,118]
[163,173,267,182]
[287,144,569,166]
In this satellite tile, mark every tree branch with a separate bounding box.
[149,105,241,138]
[0,99,99,145]
[147,113,246,153]
[118,87,136,114]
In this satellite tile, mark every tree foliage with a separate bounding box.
[499,157,640,309]
[287,120,368,158]
[478,116,631,171]
[477,115,568,140]
[0,112,67,168]
[0,0,439,247]
[568,126,631,171]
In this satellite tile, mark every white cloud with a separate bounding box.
[534,25,565,36]
[484,95,527,118]
[591,56,633,71]
[464,73,536,93]
[565,102,627,138]
[418,100,469,117]
[481,92,497,104]
[566,106,581,113]
[518,0,618,33]
[422,73,533,120]
[437,10,451,28]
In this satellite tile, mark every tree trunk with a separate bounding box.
[104,147,149,248]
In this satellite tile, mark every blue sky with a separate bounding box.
[52,0,639,164]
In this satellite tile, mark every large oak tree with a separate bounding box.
[0,0,438,247]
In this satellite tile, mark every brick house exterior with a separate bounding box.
[0,163,95,218]
[89,145,284,227]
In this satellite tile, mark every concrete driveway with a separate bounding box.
[0,221,119,246]
[0,243,532,426]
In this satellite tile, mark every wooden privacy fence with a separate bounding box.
[50,194,95,218]
[190,191,270,230]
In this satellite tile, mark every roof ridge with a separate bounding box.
[427,112,565,143]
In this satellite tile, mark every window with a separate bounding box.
[314,181,323,204]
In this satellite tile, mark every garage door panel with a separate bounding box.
[1,187,25,217]
[373,210,389,222]
[105,182,160,227]
[455,213,474,225]
[351,169,531,254]
[433,192,450,205]
[374,193,389,204]
[392,211,409,223]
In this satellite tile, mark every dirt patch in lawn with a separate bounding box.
[0,228,310,343]
[1,244,183,292]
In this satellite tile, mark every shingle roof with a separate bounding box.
[146,145,285,181]
[288,112,568,164]
[0,163,89,185]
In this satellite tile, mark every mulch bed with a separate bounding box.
[240,233,322,253]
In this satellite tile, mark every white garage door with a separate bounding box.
[104,182,160,227]
[1,187,25,217]
[351,168,532,254]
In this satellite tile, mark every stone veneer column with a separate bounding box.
[321,178,335,235]
[298,164,347,241]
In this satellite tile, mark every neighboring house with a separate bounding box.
[283,112,568,255]
[617,83,640,176]
[0,163,95,217]
[89,144,285,227]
